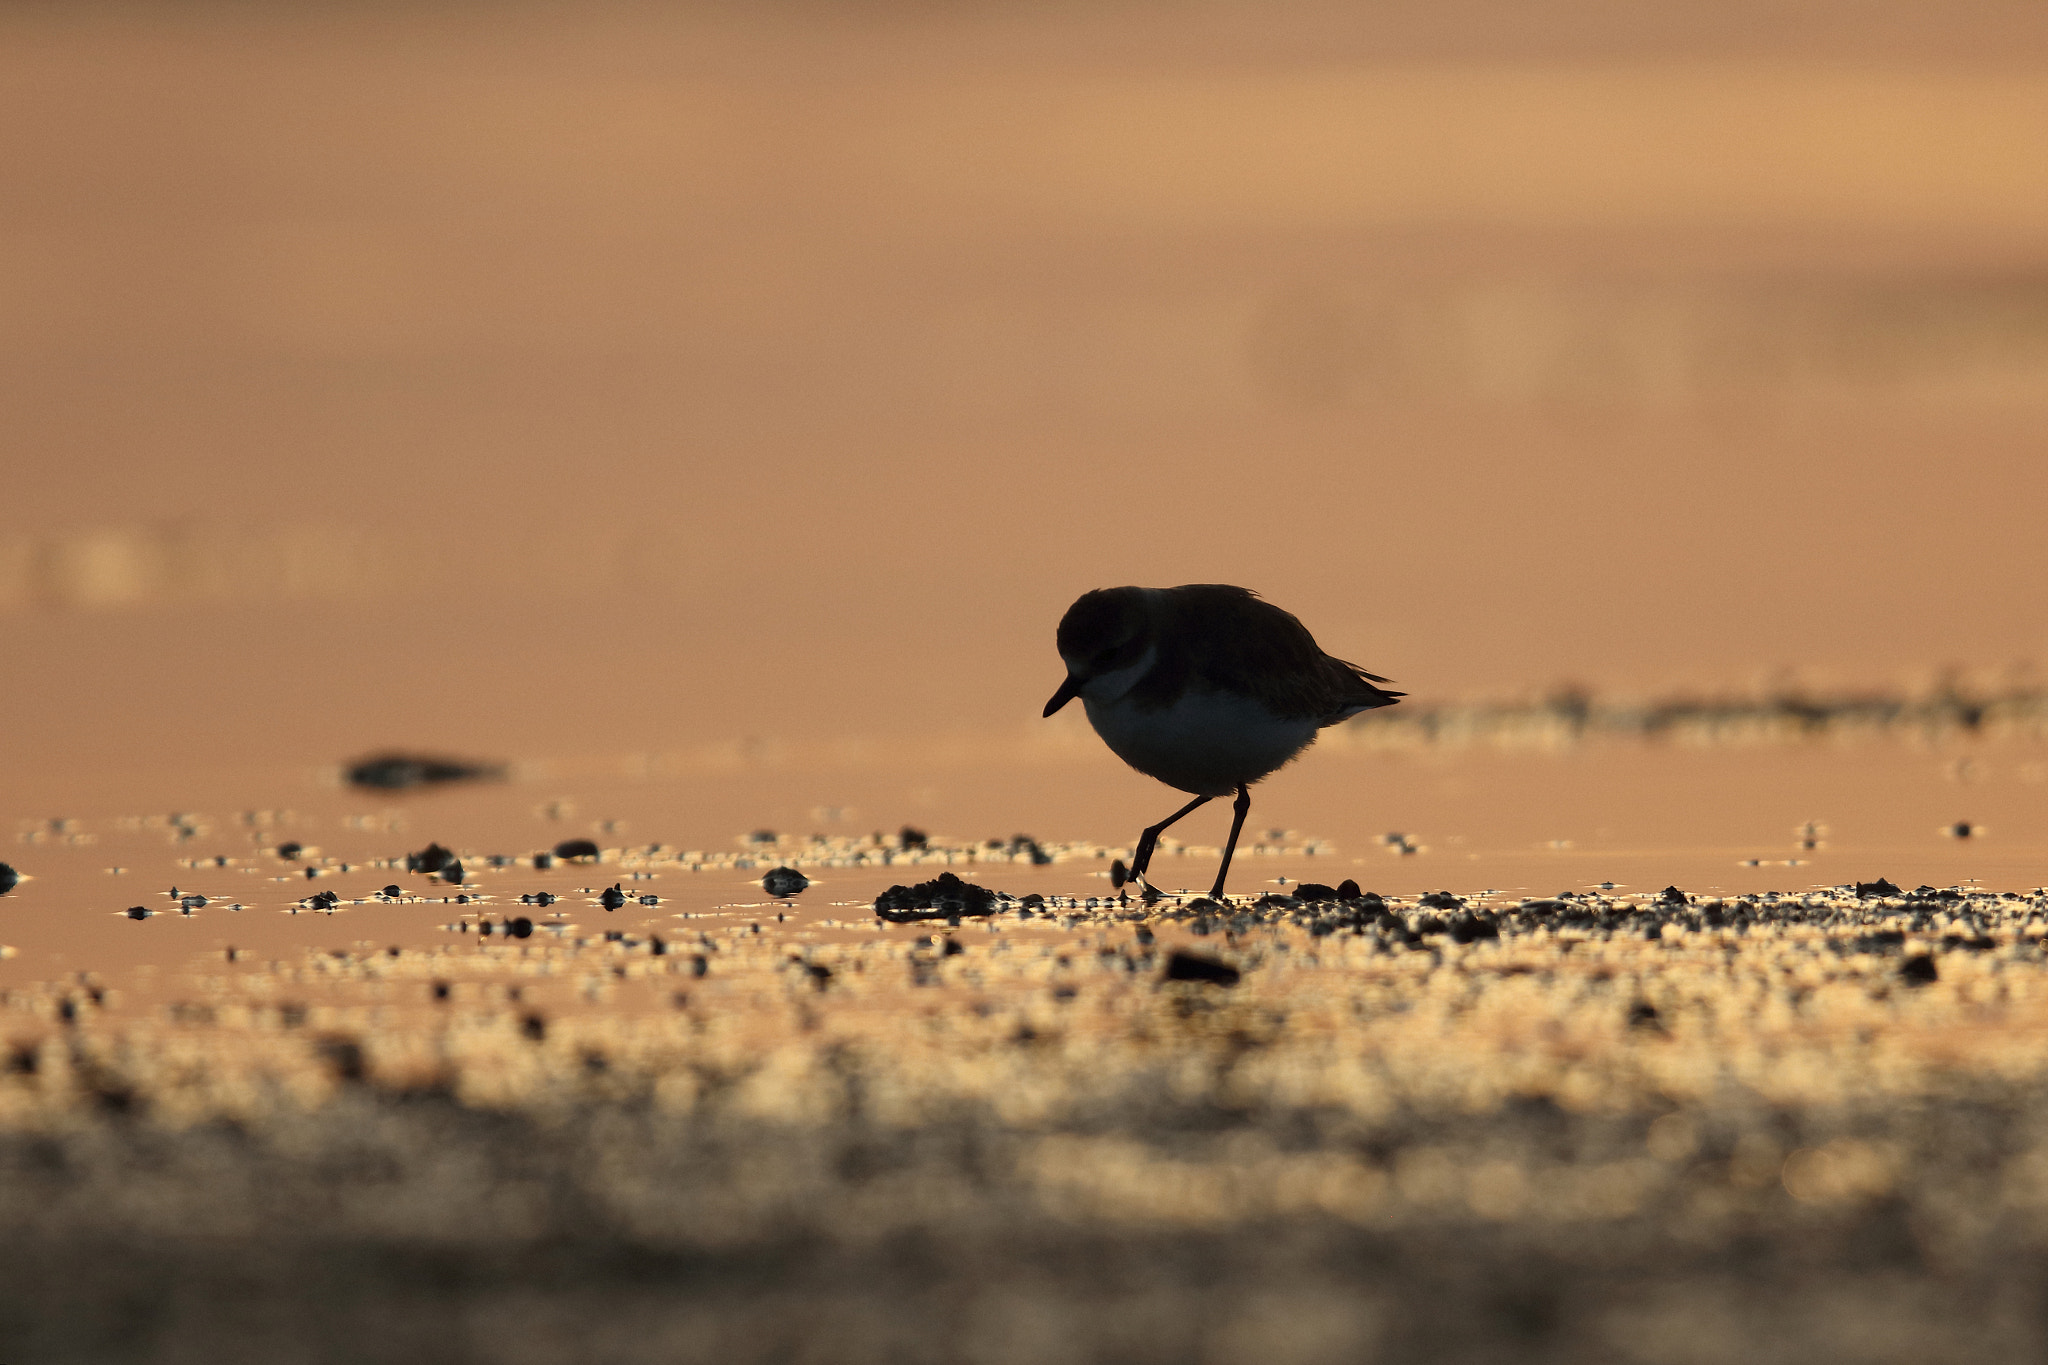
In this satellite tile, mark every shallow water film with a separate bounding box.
[6,0,2048,1360]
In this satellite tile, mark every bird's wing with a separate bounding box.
[1137,584,1402,723]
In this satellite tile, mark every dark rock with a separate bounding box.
[431,982,450,1001]
[1949,822,1976,839]
[124,906,151,920]
[748,830,778,845]
[275,842,302,860]
[1856,878,1903,899]
[899,826,929,850]
[639,894,660,906]
[1449,913,1499,944]
[381,885,403,898]
[0,864,15,895]
[553,839,600,862]
[1293,883,1339,902]
[1901,954,1939,986]
[405,844,455,875]
[508,917,534,939]
[874,872,998,921]
[180,894,206,910]
[316,1036,367,1083]
[599,885,626,911]
[533,853,554,870]
[1656,886,1688,906]
[762,867,811,897]
[1336,879,1361,900]
[520,1013,547,1041]
[1163,951,1240,986]
[440,861,464,885]
[1420,891,1463,910]
[1627,1001,1664,1031]
[305,891,340,910]
[345,754,503,791]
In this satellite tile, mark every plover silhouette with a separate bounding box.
[1044,584,1401,899]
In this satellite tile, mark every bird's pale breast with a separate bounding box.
[1083,689,1320,797]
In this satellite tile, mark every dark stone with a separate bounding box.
[381,884,403,898]
[1293,883,1339,902]
[316,1036,367,1083]
[431,982,450,1001]
[553,839,600,862]
[519,1013,547,1041]
[531,892,557,908]
[1856,878,1903,899]
[1656,886,1688,906]
[1420,891,1463,910]
[899,826,929,850]
[275,843,302,860]
[748,830,778,845]
[762,867,810,897]
[1163,950,1240,986]
[1336,879,1361,900]
[124,906,150,920]
[508,917,533,939]
[305,891,340,910]
[180,895,206,910]
[405,844,454,875]
[1901,954,1939,985]
[639,894,660,906]
[1450,913,1500,944]
[440,861,464,885]
[1627,1001,1663,1030]
[533,853,554,870]
[345,754,503,791]
[599,885,626,911]
[1949,822,1975,839]
[0,863,15,896]
[874,872,998,921]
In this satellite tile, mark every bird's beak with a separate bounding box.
[1043,675,1083,717]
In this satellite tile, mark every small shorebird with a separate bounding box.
[1043,584,1401,900]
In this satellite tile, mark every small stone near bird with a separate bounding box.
[405,844,455,875]
[874,872,996,921]
[1163,951,1240,986]
[762,867,810,897]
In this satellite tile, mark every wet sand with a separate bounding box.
[2,727,2045,1361]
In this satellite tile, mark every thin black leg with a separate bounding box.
[1209,784,1253,899]
[1131,793,1212,885]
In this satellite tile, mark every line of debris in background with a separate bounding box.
[1337,685,2048,749]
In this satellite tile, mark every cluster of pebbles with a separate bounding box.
[8,822,2048,1357]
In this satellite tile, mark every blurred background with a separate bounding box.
[4,0,2047,807]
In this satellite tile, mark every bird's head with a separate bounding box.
[1044,587,1152,716]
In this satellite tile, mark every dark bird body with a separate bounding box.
[1043,585,1401,898]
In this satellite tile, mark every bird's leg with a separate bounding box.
[1208,784,1253,900]
[1131,793,1212,887]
